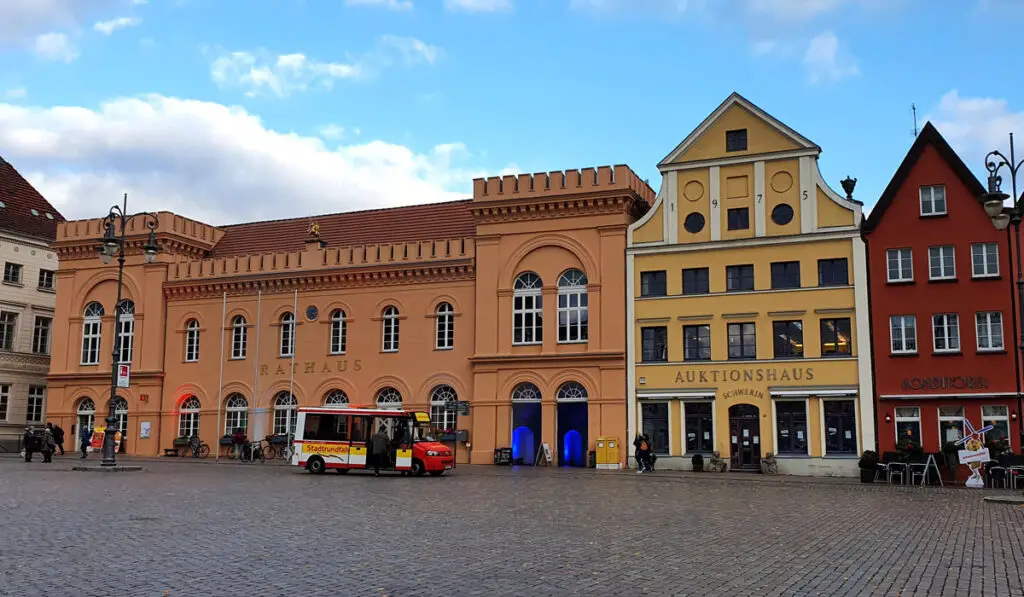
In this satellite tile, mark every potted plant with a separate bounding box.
[858,450,879,483]
[172,437,190,447]
[691,453,704,472]
[896,438,924,461]
[986,437,1010,461]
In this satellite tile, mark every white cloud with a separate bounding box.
[0,0,127,42]
[444,0,513,12]
[802,31,858,83]
[928,90,1024,175]
[746,0,845,22]
[379,34,440,64]
[319,124,346,140]
[344,0,414,10]
[33,32,78,62]
[93,16,141,35]
[3,87,27,100]
[0,95,513,225]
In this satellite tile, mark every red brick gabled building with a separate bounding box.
[863,123,1020,460]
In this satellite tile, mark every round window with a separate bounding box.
[683,212,705,234]
[771,203,794,226]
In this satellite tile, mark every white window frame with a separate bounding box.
[975,311,1004,352]
[435,303,454,350]
[381,306,400,352]
[971,242,999,278]
[184,319,200,362]
[32,315,51,355]
[231,316,247,360]
[110,397,128,437]
[224,394,248,434]
[513,272,543,346]
[3,262,21,284]
[178,396,201,438]
[0,311,16,351]
[932,313,960,353]
[37,269,55,290]
[0,384,8,421]
[279,312,295,357]
[376,387,403,410]
[273,392,298,435]
[324,389,348,405]
[116,300,134,365]
[26,386,44,424]
[81,302,104,365]
[889,315,918,354]
[928,246,956,281]
[937,406,965,445]
[919,185,947,216]
[982,405,1010,443]
[77,398,95,433]
[886,248,913,283]
[894,406,921,447]
[330,309,347,355]
[429,385,458,431]
[557,269,589,344]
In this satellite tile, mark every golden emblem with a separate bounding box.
[308,221,321,239]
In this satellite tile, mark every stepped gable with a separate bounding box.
[210,199,476,258]
[0,156,65,241]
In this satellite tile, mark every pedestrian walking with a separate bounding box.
[23,427,36,462]
[633,432,652,474]
[643,433,656,472]
[369,429,390,476]
[49,422,65,456]
[79,425,92,459]
[40,428,55,463]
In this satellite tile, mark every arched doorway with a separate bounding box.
[77,398,96,452]
[511,383,541,466]
[556,382,588,468]
[728,404,761,471]
[109,397,128,454]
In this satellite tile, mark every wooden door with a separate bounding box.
[728,405,761,471]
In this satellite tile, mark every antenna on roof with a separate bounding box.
[911,103,918,138]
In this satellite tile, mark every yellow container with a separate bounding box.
[596,436,620,470]
[595,438,607,465]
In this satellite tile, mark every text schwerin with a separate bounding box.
[675,367,815,385]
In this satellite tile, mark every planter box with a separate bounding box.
[268,435,288,445]
[219,437,233,446]
[172,438,190,447]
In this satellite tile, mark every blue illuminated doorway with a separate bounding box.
[511,402,541,466]
[556,402,588,467]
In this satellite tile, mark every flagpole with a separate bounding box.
[214,291,226,462]
[288,288,298,435]
[251,289,262,442]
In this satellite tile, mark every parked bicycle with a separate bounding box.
[178,436,210,458]
[239,439,268,464]
[263,433,295,460]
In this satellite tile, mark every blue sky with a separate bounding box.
[0,0,1021,225]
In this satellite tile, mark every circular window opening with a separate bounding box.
[683,212,705,234]
[771,203,794,226]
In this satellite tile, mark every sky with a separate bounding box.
[0,0,1022,226]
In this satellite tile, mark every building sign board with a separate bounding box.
[675,367,814,385]
[116,364,130,388]
[900,376,989,391]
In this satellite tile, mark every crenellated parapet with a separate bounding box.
[54,211,224,261]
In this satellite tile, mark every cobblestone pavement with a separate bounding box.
[2,459,1023,597]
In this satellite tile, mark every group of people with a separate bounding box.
[633,432,657,473]
[22,422,65,463]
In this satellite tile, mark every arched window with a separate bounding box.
[382,306,400,352]
[556,381,588,402]
[109,397,129,437]
[81,302,104,365]
[324,389,349,405]
[273,392,298,435]
[77,397,96,433]
[429,384,458,431]
[330,309,347,355]
[224,394,248,433]
[435,302,454,350]
[178,396,201,438]
[376,387,402,409]
[184,319,200,362]
[513,272,543,345]
[231,315,247,359]
[280,312,295,357]
[116,299,135,364]
[512,382,542,402]
[557,269,589,343]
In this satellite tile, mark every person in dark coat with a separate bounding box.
[369,430,390,476]
[23,427,35,462]
[48,422,65,456]
[40,428,55,463]
[79,425,93,459]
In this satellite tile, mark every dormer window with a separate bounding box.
[0,201,6,208]
[920,185,946,216]
[726,129,748,152]
[30,209,39,216]
[45,213,53,220]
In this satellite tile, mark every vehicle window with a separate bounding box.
[304,415,322,440]
[334,415,349,441]
[350,416,369,442]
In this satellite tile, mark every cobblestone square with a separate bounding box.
[1,458,1023,597]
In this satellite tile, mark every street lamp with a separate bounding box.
[980,133,1024,457]
[96,194,160,467]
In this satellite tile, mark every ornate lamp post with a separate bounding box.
[96,195,160,467]
[980,133,1024,455]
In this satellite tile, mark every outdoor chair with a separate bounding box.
[986,461,1007,488]
[887,462,908,484]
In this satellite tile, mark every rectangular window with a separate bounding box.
[817,258,849,286]
[920,185,947,216]
[982,405,1010,443]
[895,406,921,447]
[117,317,134,364]
[0,385,7,421]
[886,248,913,282]
[185,326,199,362]
[641,402,670,455]
[932,313,960,352]
[512,293,542,345]
[770,261,801,290]
[683,325,711,361]
[27,386,44,424]
[726,129,748,152]
[685,402,714,453]
[938,406,965,445]
[976,311,1004,351]
[727,208,750,231]
[772,320,804,358]
[889,315,917,354]
[640,271,667,297]
[727,322,756,360]
[820,318,852,357]
[0,311,16,351]
[82,318,101,365]
[3,263,22,284]
[726,265,754,292]
[775,401,808,454]
[971,242,999,278]
[641,327,668,363]
[37,269,55,290]
[682,268,710,295]
[823,400,857,454]
[32,316,51,355]
[928,246,956,280]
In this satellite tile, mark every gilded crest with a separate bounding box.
[308,221,321,239]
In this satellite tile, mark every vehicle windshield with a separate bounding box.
[413,422,437,442]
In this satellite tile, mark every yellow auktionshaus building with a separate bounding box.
[626,93,875,476]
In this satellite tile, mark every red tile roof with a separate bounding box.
[0,157,65,241]
[210,199,476,257]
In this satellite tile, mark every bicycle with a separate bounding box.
[761,452,779,475]
[264,433,295,460]
[239,439,267,464]
[178,436,210,458]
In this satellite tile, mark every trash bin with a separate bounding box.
[596,436,621,470]
[588,450,597,468]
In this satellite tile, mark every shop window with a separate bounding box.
[932,313,960,353]
[682,268,709,295]
[770,261,800,289]
[772,320,803,358]
[938,406,965,445]
[685,402,714,453]
[557,269,588,343]
[823,400,857,454]
[817,258,848,286]
[889,315,917,354]
[641,326,667,362]
[640,271,667,297]
[820,318,852,357]
[982,406,1010,443]
[894,406,921,448]
[513,272,543,345]
[683,325,711,361]
[726,265,754,292]
[928,246,956,280]
[775,401,808,455]
[728,322,756,360]
[641,403,669,455]
[886,248,913,282]
[976,311,1004,351]
[920,185,946,216]
[971,243,999,278]
[727,208,750,231]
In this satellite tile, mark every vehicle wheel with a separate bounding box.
[306,456,326,474]
[410,459,425,476]
[429,471,444,477]
[198,444,210,458]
